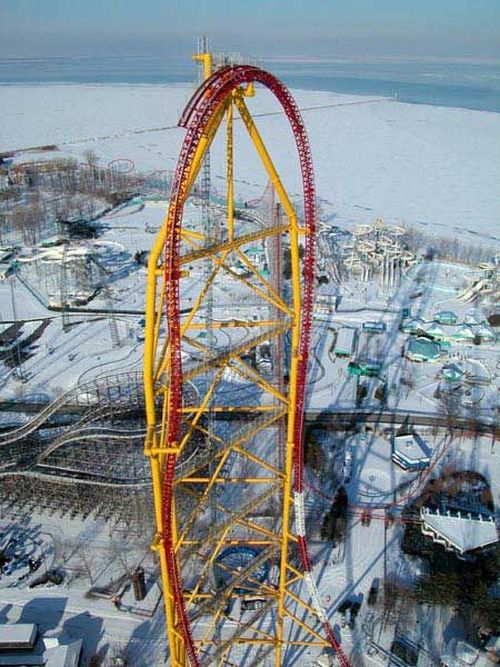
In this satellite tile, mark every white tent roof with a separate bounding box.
[421,509,498,554]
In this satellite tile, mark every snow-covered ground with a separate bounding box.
[2,83,498,406]
[0,81,499,664]
[300,425,500,662]
[2,83,500,242]
[0,509,164,665]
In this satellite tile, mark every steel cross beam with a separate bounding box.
[144,59,350,667]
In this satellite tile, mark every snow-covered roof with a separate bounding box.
[464,313,482,325]
[475,324,495,339]
[393,434,431,463]
[465,360,491,384]
[455,641,481,664]
[434,310,458,323]
[421,508,498,555]
[461,386,484,406]
[485,635,500,656]
[44,640,82,667]
[441,363,464,381]
[0,623,37,647]
[335,327,356,354]
[426,322,445,337]
[453,324,475,339]
[441,639,493,666]
[407,337,441,360]
[402,317,425,331]
[486,635,500,654]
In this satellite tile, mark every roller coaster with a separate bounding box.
[0,43,497,667]
[143,49,349,667]
[0,370,152,533]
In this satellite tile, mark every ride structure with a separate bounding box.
[144,48,350,666]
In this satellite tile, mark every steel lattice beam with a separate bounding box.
[144,60,350,667]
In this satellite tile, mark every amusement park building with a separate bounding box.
[441,639,494,667]
[475,324,496,342]
[440,363,465,383]
[347,361,382,377]
[401,318,426,335]
[420,507,498,556]
[334,326,357,357]
[425,322,446,340]
[401,317,496,344]
[406,337,442,362]
[392,433,432,470]
[434,310,458,325]
[362,321,387,334]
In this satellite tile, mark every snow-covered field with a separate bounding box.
[2,83,500,242]
[0,82,499,663]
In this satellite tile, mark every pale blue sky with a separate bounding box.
[1,0,499,59]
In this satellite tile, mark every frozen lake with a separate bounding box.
[1,83,500,243]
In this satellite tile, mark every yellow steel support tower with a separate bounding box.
[144,48,345,667]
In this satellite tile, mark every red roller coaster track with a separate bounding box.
[159,65,350,667]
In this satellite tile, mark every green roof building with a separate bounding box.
[347,361,382,377]
[440,363,464,382]
[363,321,387,334]
[245,246,263,257]
[453,325,475,342]
[401,317,425,334]
[475,325,495,342]
[406,337,442,362]
[435,310,458,325]
[426,322,446,340]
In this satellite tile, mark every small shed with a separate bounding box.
[40,235,66,248]
[362,321,387,334]
[334,327,357,357]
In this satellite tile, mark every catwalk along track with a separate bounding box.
[143,53,350,667]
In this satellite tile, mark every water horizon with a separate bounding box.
[1,54,499,114]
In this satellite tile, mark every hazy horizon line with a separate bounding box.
[0,53,499,66]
